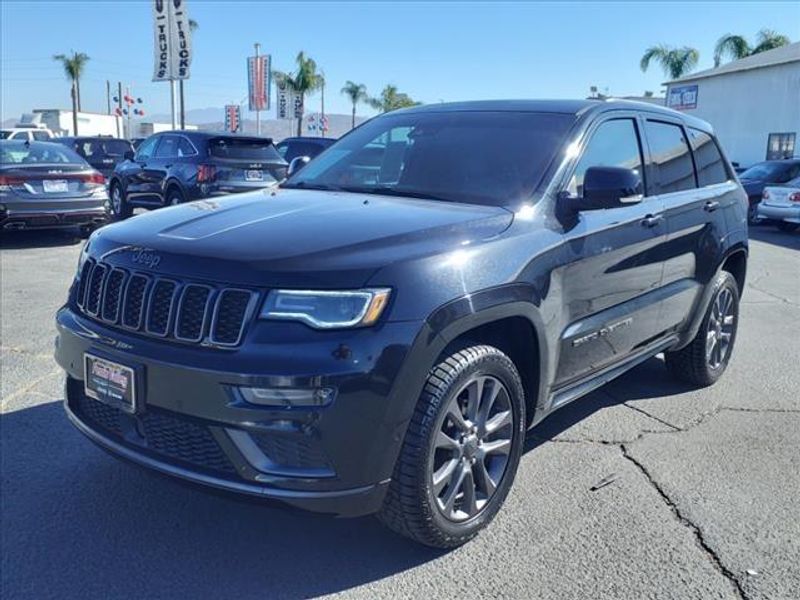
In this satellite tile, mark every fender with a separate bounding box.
[675,241,748,350]
[162,177,187,202]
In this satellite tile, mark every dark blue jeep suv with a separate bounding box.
[55,100,748,548]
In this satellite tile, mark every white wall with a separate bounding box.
[667,61,800,167]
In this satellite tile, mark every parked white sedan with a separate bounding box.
[757,176,800,232]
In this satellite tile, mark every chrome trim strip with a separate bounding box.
[64,402,375,500]
[144,278,180,337]
[174,283,214,342]
[208,288,258,347]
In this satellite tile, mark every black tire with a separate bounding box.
[747,200,762,225]
[109,181,132,221]
[377,345,526,548]
[665,271,740,387]
[166,187,184,207]
[777,221,799,232]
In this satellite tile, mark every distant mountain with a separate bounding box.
[146,109,369,140]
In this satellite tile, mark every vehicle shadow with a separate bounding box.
[0,229,86,250]
[748,225,800,251]
[2,357,687,599]
[0,400,442,600]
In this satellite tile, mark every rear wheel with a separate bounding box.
[378,345,525,548]
[665,271,739,387]
[109,182,132,221]
[777,221,799,232]
[166,187,184,207]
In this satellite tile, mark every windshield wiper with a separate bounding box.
[280,181,343,191]
[337,185,454,203]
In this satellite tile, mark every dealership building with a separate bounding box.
[664,42,800,168]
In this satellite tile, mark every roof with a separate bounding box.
[666,42,800,84]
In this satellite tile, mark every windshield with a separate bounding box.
[0,141,86,165]
[77,139,132,158]
[283,111,575,206]
[0,131,11,140]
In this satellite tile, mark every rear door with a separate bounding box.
[648,121,735,333]
[554,115,667,389]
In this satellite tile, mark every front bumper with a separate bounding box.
[756,202,800,223]
[55,306,427,516]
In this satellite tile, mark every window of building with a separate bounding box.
[645,121,696,193]
[688,128,729,187]
[766,133,796,161]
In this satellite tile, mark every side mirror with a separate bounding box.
[124,150,135,161]
[581,166,643,209]
[287,156,311,177]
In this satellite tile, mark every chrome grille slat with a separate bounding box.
[74,260,254,347]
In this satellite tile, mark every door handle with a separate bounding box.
[704,200,720,212]
[641,214,663,228]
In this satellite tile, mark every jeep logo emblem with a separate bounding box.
[131,248,162,269]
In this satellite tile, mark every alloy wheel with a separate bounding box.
[111,186,122,214]
[429,375,514,522]
[706,287,735,370]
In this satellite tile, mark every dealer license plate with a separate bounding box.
[245,169,263,181]
[84,354,137,413]
[43,179,68,193]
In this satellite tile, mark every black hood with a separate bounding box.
[90,188,513,288]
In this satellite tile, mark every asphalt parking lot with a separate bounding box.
[1,226,798,600]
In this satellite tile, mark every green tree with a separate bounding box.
[274,52,324,137]
[714,29,791,67]
[639,45,699,80]
[341,81,368,129]
[53,51,89,134]
[368,85,420,113]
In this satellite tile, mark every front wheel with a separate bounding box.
[109,182,132,221]
[665,271,740,387]
[166,187,184,207]
[378,345,526,548]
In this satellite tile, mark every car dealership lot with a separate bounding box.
[1,228,798,600]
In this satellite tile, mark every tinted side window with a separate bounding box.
[645,121,695,193]
[154,135,180,158]
[136,136,159,160]
[32,131,51,141]
[11,132,29,140]
[178,137,196,157]
[568,119,643,197]
[688,128,728,186]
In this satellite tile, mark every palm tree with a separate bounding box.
[368,85,420,113]
[341,81,368,129]
[53,51,89,134]
[714,29,791,67]
[640,45,699,80]
[274,52,324,136]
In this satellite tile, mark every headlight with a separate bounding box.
[260,288,391,329]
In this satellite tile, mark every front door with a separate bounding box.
[553,116,667,390]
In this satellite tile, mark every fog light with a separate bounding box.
[239,386,335,408]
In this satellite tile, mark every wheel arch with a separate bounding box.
[164,178,186,201]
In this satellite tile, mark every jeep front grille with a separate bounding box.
[75,258,257,347]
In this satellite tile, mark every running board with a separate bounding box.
[548,336,679,410]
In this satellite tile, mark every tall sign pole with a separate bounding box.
[247,43,271,137]
[152,0,193,131]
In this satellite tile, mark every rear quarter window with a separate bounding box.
[645,121,696,194]
[688,128,729,186]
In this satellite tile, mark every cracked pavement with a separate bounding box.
[2,227,799,599]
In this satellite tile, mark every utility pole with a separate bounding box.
[320,76,325,138]
[254,42,261,136]
[106,80,111,114]
[179,80,185,129]
[118,82,124,137]
[170,80,178,130]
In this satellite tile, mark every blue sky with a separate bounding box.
[2,1,799,122]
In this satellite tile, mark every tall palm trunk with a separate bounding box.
[296,93,303,137]
[76,78,82,111]
[71,82,79,135]
[351,104,356,129]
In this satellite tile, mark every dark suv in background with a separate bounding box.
[53,136,134,181]
[108,131,288,219]
[56,100,747,548]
